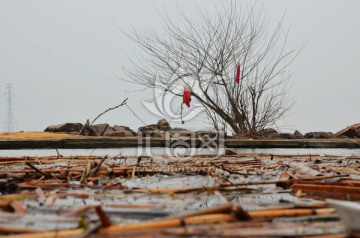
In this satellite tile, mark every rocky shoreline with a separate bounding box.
[44,120,360,140]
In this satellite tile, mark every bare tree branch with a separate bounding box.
[90,98,128,126]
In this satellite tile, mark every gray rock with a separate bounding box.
[103,131,125,137]
[279,133,295,139]
[80,127,97,136]
[44,123,83,133]
[113,125,133,131]
[90,123,109,136]
[277,132,303,139]
[260,128,280,138]
[170,128,193,137]
[152,131,170,139]
[157,119,171,130]
[114,126,136,136]
[336,123,360,138]
[104,125,136,137]
[304,132,335,139]
[294,130,303,137]
[138,124,159,136]
[285,130,304,139]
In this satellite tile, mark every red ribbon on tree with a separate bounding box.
[235,64,241,84]
[183,86,191,108]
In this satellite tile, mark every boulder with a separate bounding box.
[294,130,303,138]
[138,124,159,136]
[90,123,109,136]
[304,132,335,139]
[113,125,133,131]
[103,131,126,137]
[157,119,171,130]
[290,130,304,139]
[260,128,280,138]
[152,131,170,139]
[336,123,360,138]
[169,128,193,137]
[278,131,303,139]
[79,127,97,136]
[45,123,83,133]
[113,125,136,136]
[104,125,136,137]
[279,133,296,139]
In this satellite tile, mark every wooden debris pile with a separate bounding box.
[0,151,359,237]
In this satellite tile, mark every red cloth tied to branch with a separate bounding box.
[235,64,241,84]
[183,86,191,108]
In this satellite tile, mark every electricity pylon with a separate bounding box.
[4,83,17,132]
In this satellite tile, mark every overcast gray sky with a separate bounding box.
[0,0,359,134]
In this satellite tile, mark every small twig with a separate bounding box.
[80,161,92,184]
[89,156,108,177]
[90,98,128,126]
[136,157,142,166]
[55,149,62,158]
[99,124,109,136]
[89,149,96,158]
[95,206,111,228]
[25,162,52,179]
[210,162,251,176]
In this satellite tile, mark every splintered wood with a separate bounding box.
[0,150,359,237]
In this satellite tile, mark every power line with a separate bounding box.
[4,83,17,132]
[125,103,148,127]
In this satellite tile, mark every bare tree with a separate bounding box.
[124,2,300,136]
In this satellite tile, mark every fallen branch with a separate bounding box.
[62,205,95,217]
[108,220,265,237]
[247,207,335,219]
[95,206,111,228]
[89,156,108,177]
[4,228,84,238]
[0,226,41,235]
[100,214,236,234]
[292,182,360,201]
[25,162,52,179]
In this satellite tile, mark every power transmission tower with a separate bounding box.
[4,83,17,132]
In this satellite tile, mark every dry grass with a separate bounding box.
[0,132,80,139]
